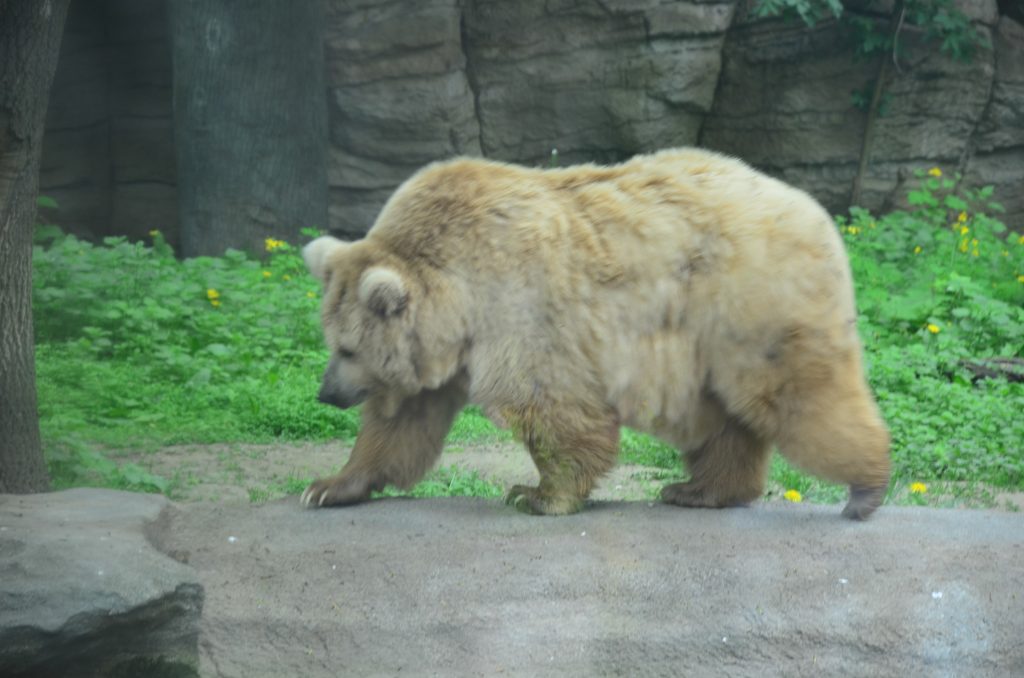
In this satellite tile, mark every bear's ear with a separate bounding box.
[303,236,348,284]
[358,267,408,317]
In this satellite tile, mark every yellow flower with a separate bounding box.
[262,270,272,278]
[149,229,160,237]
[210,299,221,308]
[928,167,942,177]
[910,482,928,494]
[960,226,969,235]
[957,211,968,223]
[1002,250,1009,257]
[927,324,940,334]
[1018,236,1024,245]
[783,489,802,503]
[847,226,860,235]
[971,238,978,245]
[914,245,922,255]
[1018,275,1024,284]
[306,291,316,298]
[971,250,979,257]
[282,274,291,281]
[206,288,220,300]
[265,238,285,252]
[959,240,969,253]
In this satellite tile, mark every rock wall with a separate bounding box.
[40,0,1024,244]
[703,2,1022,219]
[40,0,177,246]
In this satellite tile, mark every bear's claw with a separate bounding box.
[299,474,371,509]
[505,485,583,516]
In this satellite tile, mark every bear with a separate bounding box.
[300,147,891,520]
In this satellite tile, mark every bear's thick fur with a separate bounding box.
[302,148,891,519]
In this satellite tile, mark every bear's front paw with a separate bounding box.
[505,485,583,516]
[300,474,370,508]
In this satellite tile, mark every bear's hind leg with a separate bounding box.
[661,417,771,509]
[301,377,467,508]
[774,378,891,520]
[506,411,619,516]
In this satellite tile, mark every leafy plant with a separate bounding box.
[752,0,843,27]
[753,0,987,62]
[33,227,358,487]
[839,168,1023,488]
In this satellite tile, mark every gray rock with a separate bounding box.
[966,16,1024,228]
[158,498,1024,677]
[0,489,202,678]
[325,0,481,237]
[701,5,1009,219]
[464,0,733,166]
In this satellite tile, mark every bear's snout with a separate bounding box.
[317,383,367,410]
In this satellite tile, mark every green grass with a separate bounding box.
[245,466,504,504]
[31,170,1024,505]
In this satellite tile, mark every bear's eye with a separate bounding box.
[337,348,356,360]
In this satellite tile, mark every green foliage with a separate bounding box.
[754,0,988,62]
[850,82,890,115]
[752,0,843,27]
[840,168,1022,357]
[374,466,505,500]
[903,0,989,61]
[619,428,679,469]
[48,441,169,495]
[33,228,358,487]
[445,406,514,444]
[839,167,1024,488]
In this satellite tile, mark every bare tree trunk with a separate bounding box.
[0,0,71,493]
[170,0,329,257]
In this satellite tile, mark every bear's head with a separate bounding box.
[304,235,465,413]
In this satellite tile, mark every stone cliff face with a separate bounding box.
[40,0,1023,245]
[40,0,176,245]
[704,2,1023,220]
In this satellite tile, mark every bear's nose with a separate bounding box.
[318,387,345,409]
[317,385,367,410]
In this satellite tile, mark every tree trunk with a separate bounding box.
[0,0,71,494]
[170,0,329,257]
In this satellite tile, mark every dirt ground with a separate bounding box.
[118,441,678,505]
[118,441,1024,511]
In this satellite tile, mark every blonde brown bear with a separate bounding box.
[301,148,891,519]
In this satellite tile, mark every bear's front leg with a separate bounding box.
[506,411,619,516]
[302,378,467,508]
